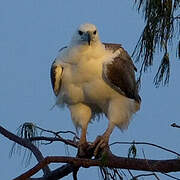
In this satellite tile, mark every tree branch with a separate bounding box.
[2,124,180,180]
[30,136,78,148]
[171,123,180,129]
[110,141,180,157]
[34,125,79,140]
[14,154,180,180]
[45,164,77,180]
[131,173,160,180]
[0,125,50,175]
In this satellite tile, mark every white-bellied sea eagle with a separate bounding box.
[50,23,141,156]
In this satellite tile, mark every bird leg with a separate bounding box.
[69,103,92,157]
[93,122,115,157]
[77,124,89,157]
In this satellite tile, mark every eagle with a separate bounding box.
[50,23,141,156]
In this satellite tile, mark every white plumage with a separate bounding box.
[51,23,141,155]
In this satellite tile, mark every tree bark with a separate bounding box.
[14,155,180,180]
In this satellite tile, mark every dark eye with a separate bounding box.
[93,30,97,35]
[78,30,83,35]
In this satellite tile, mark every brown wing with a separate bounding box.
[50,60,63,96]
[103,43,137,71]
[103,43,141,103]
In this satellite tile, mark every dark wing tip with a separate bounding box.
[50,60,56,94]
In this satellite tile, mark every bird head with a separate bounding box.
[71,23,100,46]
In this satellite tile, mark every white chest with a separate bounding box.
[58,47,115,106]
[62,58,99,99]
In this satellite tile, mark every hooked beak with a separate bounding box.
[87,33,91,45]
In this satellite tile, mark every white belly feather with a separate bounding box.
[59,54,114,106]
[56,45,138,129]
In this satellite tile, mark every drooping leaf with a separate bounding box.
[133,0,179,86]
[178,41,180,59]
[154,52,170,87]
[9,122,39,167]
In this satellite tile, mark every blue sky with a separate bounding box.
[0,0,180,179]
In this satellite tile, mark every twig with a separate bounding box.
[30,136,78,148]
[161,172,180,180]
[127,169,135,180]
[34,125,79,140]
[141,149,160,180]
[110,141,180,157]
[113,169,123,180]
[0,125,50,176]
[131,173,160,180]
[171,123,180,129]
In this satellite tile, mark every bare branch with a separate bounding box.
[34,125,79,140]
[2,123,180,179]
[30,164,77,180]
[0,125,50,175]
[131,173,160,180]
[14,155,180,180]
[110,141,180,157]
[30,136,78,148]
[171,123,180,129]
[161,172,180,180]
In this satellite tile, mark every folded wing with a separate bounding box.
[103,43,141,103]
[50,60,63,96]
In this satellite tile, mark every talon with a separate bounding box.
[93,136,109,157]
[78,142,89,157]
[92,135,102,147]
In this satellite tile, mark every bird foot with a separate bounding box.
[77,141,94,158]
[92,135,109,157]
[77,141,89,157]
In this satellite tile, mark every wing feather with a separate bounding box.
[50,60,63,96]
[103,43,141,103]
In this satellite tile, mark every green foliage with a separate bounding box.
[154,52,170,86]
[128,141,137,158]
[133,0,180,86]
[18,122,38,139]
[9,122,39,166]
[100,151,109,166]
